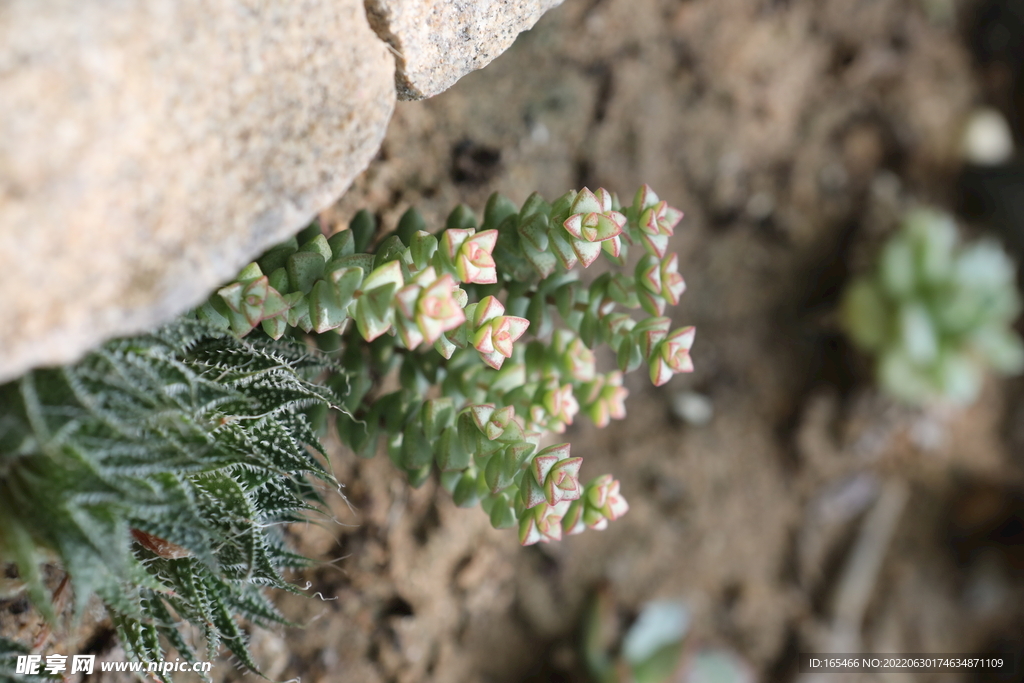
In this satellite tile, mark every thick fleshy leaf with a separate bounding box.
[638,256,662,293]
[436,425,470,471]
[364,282,397,322]
[636,317,671,358]
[650,355,674,386]
[349,209,376,251]
[522,476,548,509]
[457,252,498,284]
[299,233,333,262]
[562,500,586,535]
[484,451,517,493]
[447,204,477,230]
[236,261,264,282]
[287,251,326,294]
[483,193,518,231]
[508,441,536,467]
[549,230,578,269]
[440,228,474,261]
[434,333,457,359]
[898,303,938,364]
[285,296,312,333]
[618,335,644,373]
[519,515,543,546]
[362,260,404,292]
[633,184,660,213]
[519,191,551,220]
[879,236,916,298]
[373,235,406,269]
[489,497,517,529]
[663,271,685,306]
[496,418,525,443]
[518,213,550,252]
[602,235,622,257]
[465,229,498,255]
[453,473,481,508]
[638,289,666,317]
[487,406,514,438]
[564,213,585,240]
[240,277,269,325]
[595,213,625,241]
[572,239,604,268]
[467,404,494,434]
[641,232,670,258]
[395,317,424,349]
[473,325,495,354]
[531,453,560,487]
[335,252,375,273]
[218,281,245,313]
[327,229,355,259]
[473,296,506,326]
[394,284,421,319]
[309,280,349,333]
[355,297,392,341]
[261,315,288,340]
[410,232,438,271]
[661,204,684,234]
[525,248,558,278]
[259,244,297,275]
[260,285,290,319]
[841,280,889,351]
[491,319,517,357]
[571,187,603,215]
[481,350,509,370]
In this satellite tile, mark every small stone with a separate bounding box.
[365,0,565,100]
[671,391,714,426]
[962,107,1014,166]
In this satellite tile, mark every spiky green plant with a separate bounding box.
[0,318,343,676]
[840,208,1024,405]
[0,638,60,682]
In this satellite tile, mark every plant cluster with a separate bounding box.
[201,184,694,545]
[840,208,1024,405]
[581,590,752,683]
[0,184,693,677]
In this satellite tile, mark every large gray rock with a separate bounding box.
[0,0,568,383]
[0,0,396,382]
[365,0,565,100]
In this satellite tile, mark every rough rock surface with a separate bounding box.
[0,0,396,382]
[365,0,565,100]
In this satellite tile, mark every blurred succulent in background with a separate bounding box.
[582,589,753,683]
[840,208,1024,405]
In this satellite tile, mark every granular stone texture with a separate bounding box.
[0,0,395,381]
[365,0,565,100]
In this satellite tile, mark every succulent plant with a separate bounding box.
[582,591,753,683]
[840,208,1024,405]
[206,184,696,545]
